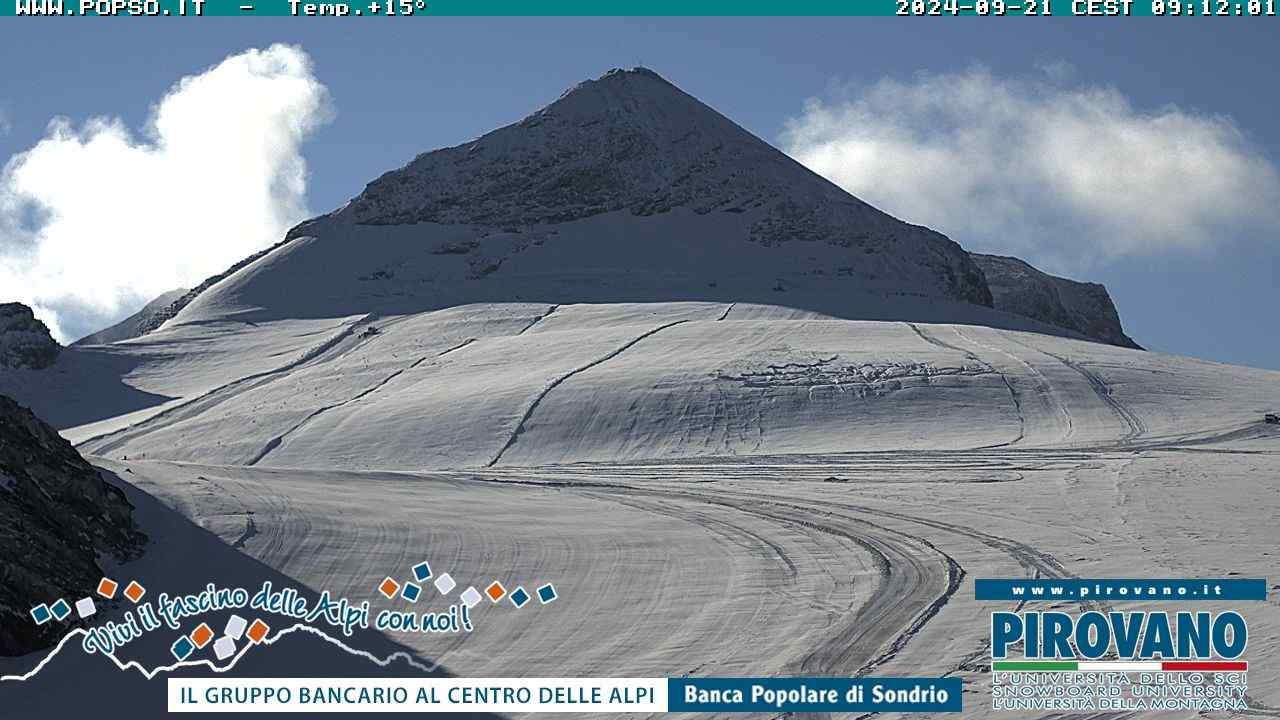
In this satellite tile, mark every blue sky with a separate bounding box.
[1,20,1277,368]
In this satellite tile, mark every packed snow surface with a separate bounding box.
[21,297,1266,470]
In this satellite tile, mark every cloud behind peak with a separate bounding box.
[0,44,332,342]
[782,66,1280,273]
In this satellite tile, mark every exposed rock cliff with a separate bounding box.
[971,253,1140,349]
[0,303,60,369]
[0,395,147,656]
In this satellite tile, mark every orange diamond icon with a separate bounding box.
[123,581,146,603]
[378,577,400,599]
[247,618,270,644]
[97,578,119,599]
[485,581,507,602]
[190,622,214,649]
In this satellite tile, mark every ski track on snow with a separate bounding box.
[485,306,731,466]
[246,337,478,466]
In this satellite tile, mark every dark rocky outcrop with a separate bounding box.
[971,254,1141,349]
[0,395,147,656]
[0,304,60,369]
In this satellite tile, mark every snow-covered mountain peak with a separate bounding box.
[548,66,682,111]
[302,67,991,309]
[338,65,838,227]
[101,68,1151,349]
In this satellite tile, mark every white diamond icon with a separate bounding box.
[460,587,482,608]
[434,573,456,595]
[213,636,236,661]
[75,597,96,619]
[224,614,247,640]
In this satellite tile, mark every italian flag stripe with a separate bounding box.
[993,661,1078,670]
[992,660,1247,671]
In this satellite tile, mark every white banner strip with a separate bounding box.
[168,678,667,713]
[1076,662,1162,671]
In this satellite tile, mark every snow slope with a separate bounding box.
[7,441,1278,719]
[71,288,187,346]
[4,68,1273,472]
[60,301,1280,471]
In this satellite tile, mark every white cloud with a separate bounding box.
[0,44,332,343]
[781,67,1280,272]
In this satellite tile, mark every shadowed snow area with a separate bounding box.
[0,467,490,718]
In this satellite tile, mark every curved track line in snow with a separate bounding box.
[835,501,1097,606]
[903,321,979,361]
[229,515,258,549]
[780,503,964,677]
[0,622,437,685]
[1005,334,1146,443]
[683,487,976,676]
[516,304,559,335]
[246,338,478,466]
[478,473,960,679]
[992,373,1026,447]
[940,327,1030,448]
[491,469,1093,684]
[701,483,1112,688]
[953,327,1076,444]
[904,322,1025,448]
[824,489,1118,689]
[486,311,730,467]
[578,487,932,676]
[436,337,478,357]
[79,315,373,454]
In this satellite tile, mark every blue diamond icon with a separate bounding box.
[412,562,432,582]
[510,587,530,608]
[537,583,557,604]
[402,582,421,602]
[49,599,71,621]
[30,604,51,625]
[171,636,195,661]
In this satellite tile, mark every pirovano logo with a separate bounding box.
[991,610,1247,665]
[977,578,1263,713]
